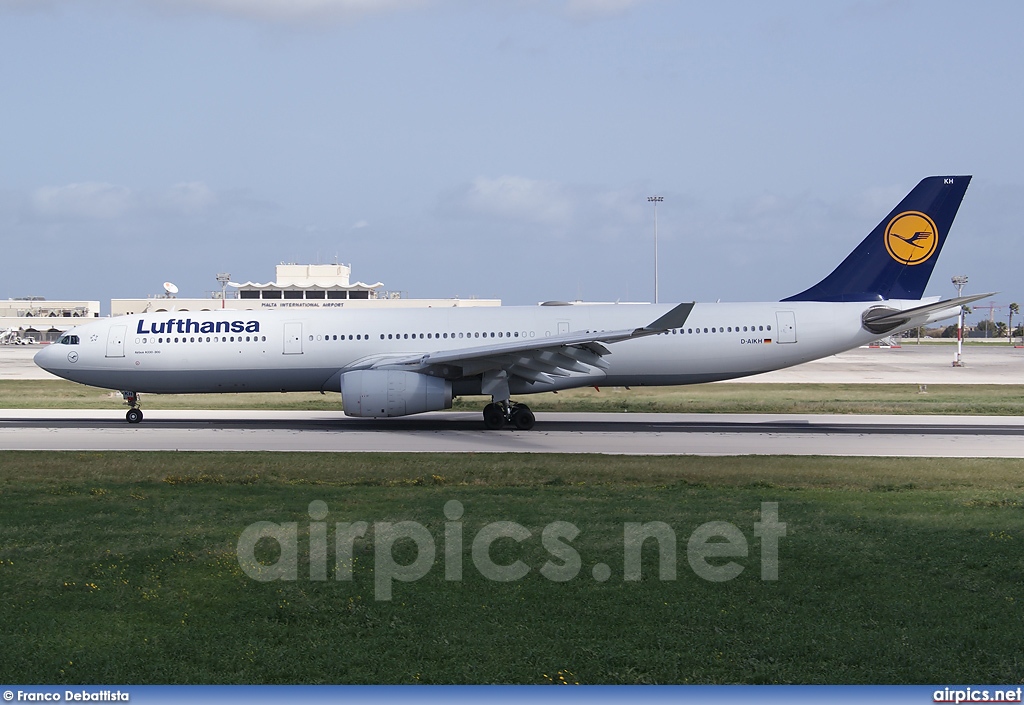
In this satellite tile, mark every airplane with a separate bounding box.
[35,175,990,430]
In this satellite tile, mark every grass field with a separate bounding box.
[4,379,1024,415]
[2,452,1024,684]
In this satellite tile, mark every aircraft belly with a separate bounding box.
[62,367,339,394]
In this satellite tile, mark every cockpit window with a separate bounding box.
[59,335,80,345]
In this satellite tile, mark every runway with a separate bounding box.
[3,409,1023,457]
[5,344,1024,457]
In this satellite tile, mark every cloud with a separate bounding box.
[562,0,649,20]
[0,0,428,22]
[0,0,51,8]
[27,181,221,221]
[442,175,575,226]
[1,0,648,22]
[161,0,427,22]
[161,181,219,214]
[438,175,667,249]
[30,182,134,220]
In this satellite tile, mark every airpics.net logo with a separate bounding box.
[235,501,787,601]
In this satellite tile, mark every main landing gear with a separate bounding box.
[482,401,535,431]
[121,391,143,424]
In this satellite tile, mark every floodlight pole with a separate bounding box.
[952,275,968,367]
[216,273,231,310]
[648,196,663,304]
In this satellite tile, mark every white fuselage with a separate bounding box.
[35,301,893,396]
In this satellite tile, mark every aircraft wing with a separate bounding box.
[346,302,695,384]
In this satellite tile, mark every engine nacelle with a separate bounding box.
[340,370,453,418]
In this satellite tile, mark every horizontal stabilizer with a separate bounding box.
[862,292,994,333]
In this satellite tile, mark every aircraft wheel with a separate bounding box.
[482,403,505,430]
[511,405,535,431]
[126,408,143,424]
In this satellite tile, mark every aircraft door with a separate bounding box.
[776,311,797,344]
[105,325,127,358]
[283,322,303,354]
[558,321,570,335]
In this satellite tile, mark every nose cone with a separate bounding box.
[34,342,75,379]
[34,344,58,374]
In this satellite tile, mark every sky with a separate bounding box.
[2,0,1023,318]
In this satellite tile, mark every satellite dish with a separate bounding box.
[163,282,179,295]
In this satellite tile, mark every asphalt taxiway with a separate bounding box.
[2,410,1023,456]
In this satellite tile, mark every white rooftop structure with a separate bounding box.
[230,263,384,299]
[111,262,499,316]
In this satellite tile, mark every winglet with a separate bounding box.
[639,302,695,334]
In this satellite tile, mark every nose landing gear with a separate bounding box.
[121,391,143,424]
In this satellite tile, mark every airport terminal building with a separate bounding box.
[110,263,500,315]
[0,297,101,344]
[2,263,496,345]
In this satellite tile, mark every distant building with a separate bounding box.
[111,262,499,316]
[233,263,383,303]
[0,298,101,343]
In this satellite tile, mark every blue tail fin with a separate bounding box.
[783,176,971,302]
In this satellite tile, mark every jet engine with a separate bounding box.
[340,370,453,418]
